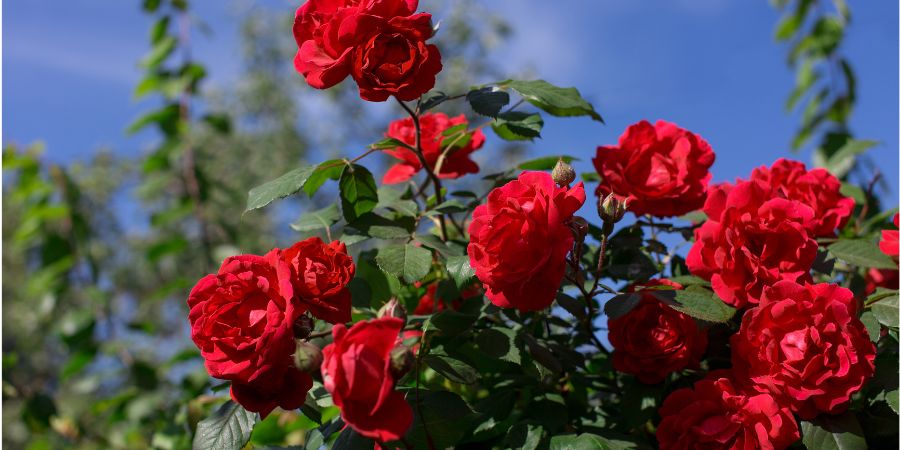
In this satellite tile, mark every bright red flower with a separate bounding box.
[293,0,441,101]
[866,267,899,295]
[382,112,484,184]
[608,280,707,384]
[592,120,715,217]
[468,171,586,311]
[321,318,413,442]
[749,158,854,237]
[412,282,481,315]
[686,180,818,308]
[281,237,355,325]
[880,213,899,257]
[187,252,311,417]
[657,374,799,450]
[731,281,876,419]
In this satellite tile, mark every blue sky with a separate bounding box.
[4,0,898,206]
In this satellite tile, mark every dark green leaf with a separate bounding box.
[492,111,544,141]
[549,433,614,450]
[420,91,449,112]
[446,255,475,289]
[502,79,603,122]
[405,391,474,449]
[800,413,866,450]
[369,137,407,150]
[604,293,642,320]
[652,287,736,323]
[426,310,477,337]
[193,401,259,450]
[375,244,431,283]
[126,104,180,135]
[557,293,586,319]
[423,355,477,384]
[245,165,315,213]
[290,204,341,232]
[303,160,345,197]
[517,155,578,171]
[871,295,899,329]
[347,213,415,239]
[467,87,510,117]
[476,328,521,364]
[828,239,897,269]
[339,164,379,223]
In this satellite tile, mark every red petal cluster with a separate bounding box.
[293,0,441,101]
[382,112,485,184]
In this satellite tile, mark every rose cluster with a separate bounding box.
[293,0,441,101]
[188,237,354,417]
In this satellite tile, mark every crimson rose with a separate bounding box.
[281,237,355,325]
[382,112,484,184]
[187,252,312,416]
[881,213,899,257]
[749,158,854,237]
[657,374,799,450]
[608,279,707,384]
[592,120,715,217]
[731,280,876,419]
[686,179,818,308]
[321,317,413,441]
[468,171,586,311]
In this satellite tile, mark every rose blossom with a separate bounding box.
[293,0,441,101]
[657,374,799,450]
[321,317,413,441]
[468,171,586,311]
[608,279,707,384]
[731,280,876,419]
[880,213,899,257]
[281,237,355,325]
[686,179,818,308]
[187,252,312,416]
[382,112,484,184]
[750,158,854,237]
[592,120,715,218]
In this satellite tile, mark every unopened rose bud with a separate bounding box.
[389,345,415,379]
[293,315,315,339]
[294,340,324,373]
[551,158,576,187]
[378,298,407,325]
[569,216,589,241]
[598,193,627,224]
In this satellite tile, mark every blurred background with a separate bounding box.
[3,0,898,448]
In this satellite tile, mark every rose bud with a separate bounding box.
[293,315,315,340]
[377,298,407,325]
[389,345,415,379]
[294,340,324,373]
[551,158,576,187]
[598,193,627,224]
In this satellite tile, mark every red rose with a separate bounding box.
[281,237,355,325]
[382,112,484,184]
[731,281,876,419]
[592,120,715,218]
[657,374,799,450]
[749,158,854,237]
[468,171,586,311]
[686,180,818,308]
[880,213,899,257]
[866,267,899,294]
[187,252,312,416]
[321,318,413,441]
[292,0,418,89]
[608,280,707,384]
[350,13,442,101]
[412,282,481,315]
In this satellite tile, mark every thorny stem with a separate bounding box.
[396,97,448,241]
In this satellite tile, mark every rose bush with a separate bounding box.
[184,2,898,448]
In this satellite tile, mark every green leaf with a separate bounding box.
[245,165,315,213]
[492,111,544,141]
[581,172,600,182]
[604,293,642,320]
[517,156,579,171]
[126,104,180,135]
[871,295,899,329]
[550,433,613,450]
[887,390,899,414]
[375,244,432,283]
[446,255,475,289]
[822,139,878,179]
[423,355,477,384]
[369,137,407,150]
[405,391,474,449]
[651,287,736,323]
[827,239,897,269]
[467,87,510,117]
[859,311,881,342]
[140,35,176,69]
[347,213,415,239]
[800,413,867,450]
[476,328,521,364]
[420,91,449,112]
[426,310,478,337]
[501,79,603,122]
[303,160,345,197]
[556,293,586,319]
[339,164,379,223]
[193,401,259,450]
[290,204,341,232]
